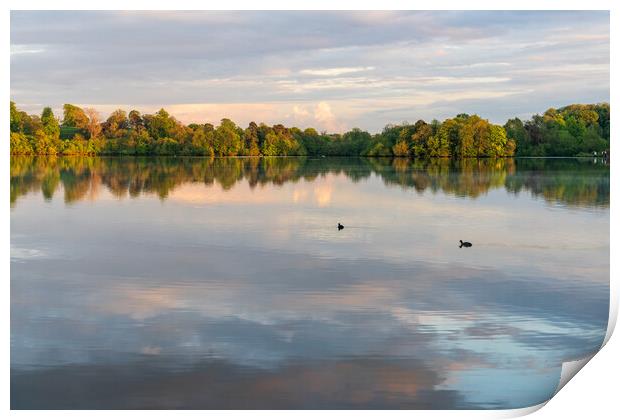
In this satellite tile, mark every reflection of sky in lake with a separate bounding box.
[11,157,609,409]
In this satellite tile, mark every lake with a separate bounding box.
[10,156,610,409]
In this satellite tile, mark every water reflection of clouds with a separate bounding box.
[12,357,470,409]
[13,244,607,362]
[10,245,49,261]
[168,174,336,208]
[157,175,609,283]
[10,157,609,409]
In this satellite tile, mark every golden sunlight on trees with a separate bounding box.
[84,108,102,139]
[9,102,610,158]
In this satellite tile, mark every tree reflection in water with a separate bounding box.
[10,156,610,209]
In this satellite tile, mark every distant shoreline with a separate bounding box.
[10,102,609,158]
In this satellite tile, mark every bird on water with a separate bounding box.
[459,240,472,248]
[338,223,344,230]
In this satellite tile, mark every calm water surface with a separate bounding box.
[10,156,609,409]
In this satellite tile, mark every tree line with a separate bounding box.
[10,101,609,157]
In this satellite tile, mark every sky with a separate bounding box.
[10,10,610,133]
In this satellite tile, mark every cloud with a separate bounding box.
[10,11,609,132]
[299,66,374,77]
[10,45,45,55]
[285,101,345,132]
[313,102,338,130]
[292,104,310,119]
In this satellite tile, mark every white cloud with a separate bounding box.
[313,102,340,132]
[299,66,375,77]
[10,45,45,55]
[10,11,610,132]
[292,105,310,118]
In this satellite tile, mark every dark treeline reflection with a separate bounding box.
[10,156,609,208]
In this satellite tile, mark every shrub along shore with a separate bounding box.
[10,102,609,158]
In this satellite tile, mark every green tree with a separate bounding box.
[154,137,180,155]
[20,113,43,136]
[62,104,89,130]
[41,107,60,140]
[244,122,261,156]
[10,132,34,155]
[103,109,129,138]
[190,128,214,156]
[342,128,372,155]
[428,120,454,157]
[410,121,432,157]
[146,109,176,139]
[457,119,476,157]
[214,118,242,156]
[128,110,144,131]
[10,101,22,133]
[504,118,527,145]
[8,101,609,158]
[33,130,58,155]
[365,142,391,156]
[488,124,508,157]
